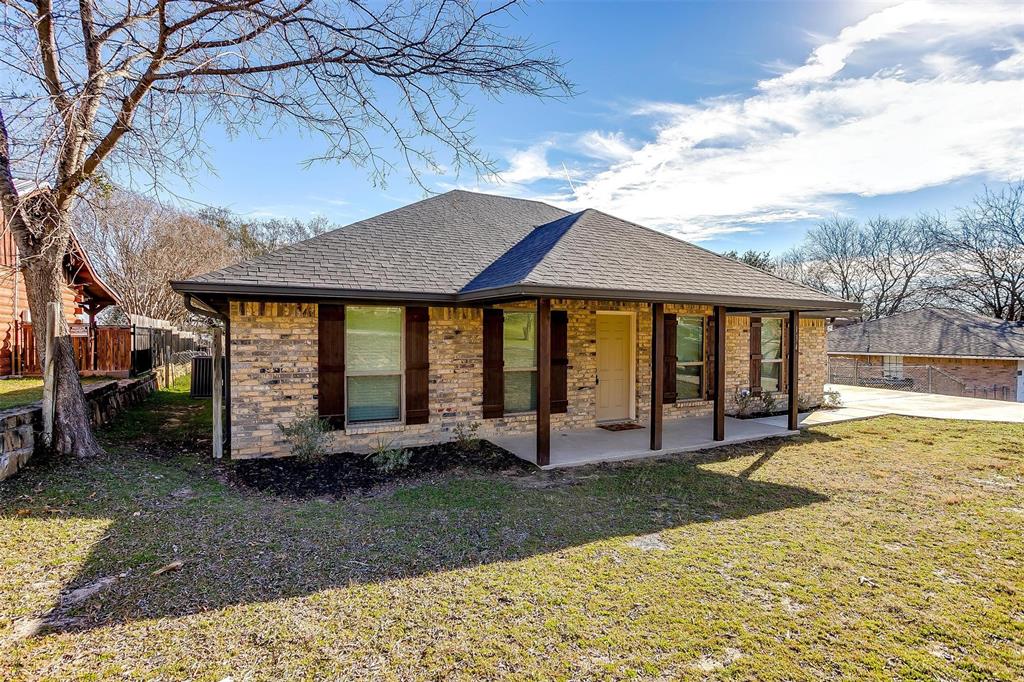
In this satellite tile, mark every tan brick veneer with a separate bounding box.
[228,301,828,458]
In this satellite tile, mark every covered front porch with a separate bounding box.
[493,413,800,469]
[525,299,806,468]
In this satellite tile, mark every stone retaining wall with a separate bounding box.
[0,373,157,481]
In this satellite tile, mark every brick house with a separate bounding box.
[828,308,1024,402]
[172,191,856,466]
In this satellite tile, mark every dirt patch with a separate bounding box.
[226,441,532,499]
[627,533,670,551]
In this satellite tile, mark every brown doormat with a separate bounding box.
[598,422,644,432]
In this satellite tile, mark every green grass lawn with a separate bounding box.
[1,379,1022,680]
[0,377,117,411]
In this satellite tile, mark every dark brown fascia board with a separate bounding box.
[170,280,458,304]
[726,308,862,318]
[457,284,859,312]
[170,280,859,312]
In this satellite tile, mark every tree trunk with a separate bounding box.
[17,192,103,457]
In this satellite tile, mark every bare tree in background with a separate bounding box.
[721,249,773,271]
[931,183,1024,321]
[77,193,337,324]
[0,0,570,456]
[861,215,938,319]
[197,207,333,260]
[76,190,235,324]
[801,215,871,304]
[772,247,828,294]
[776,214,936,321]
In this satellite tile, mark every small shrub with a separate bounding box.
[759,391,778,415]
[822,390,843,409]
[452,420,482,453]
[370,438,412,474]
[734,388,756,417]
[279,411,330,462]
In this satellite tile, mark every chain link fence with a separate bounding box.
[828,358,1016,401]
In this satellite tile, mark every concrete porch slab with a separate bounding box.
[490,415,799,469]
[750,407,883,429]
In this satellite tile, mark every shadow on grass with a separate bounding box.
[3,382,832,635]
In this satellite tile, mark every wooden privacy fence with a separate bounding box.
[13,321,202,377]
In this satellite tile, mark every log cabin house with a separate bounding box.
[1,182,119,376]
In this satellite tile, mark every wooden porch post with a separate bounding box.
[788,310,800,431]
[212,327,224,459]
[713,305,726,441]
[536,298,551,467]
[650,302,664,450]
[87,306,97,371]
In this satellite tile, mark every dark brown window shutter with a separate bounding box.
[749,317,762,394]
[318,304,345,428]
[482,308,504,419]
[705,316,716,401]
[405,306,430,424]
[663,313,677,403]
[551,310,568,413]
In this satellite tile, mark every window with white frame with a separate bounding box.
[676,315,705,400]
[503,311,537,413]
[883,355,903,379]
[346,306,403,423]
[760,318,784,392]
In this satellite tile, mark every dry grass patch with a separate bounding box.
[1,383,1022,680]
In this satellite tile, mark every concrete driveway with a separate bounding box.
[824,384,1023,423]
[752,385,1022,430]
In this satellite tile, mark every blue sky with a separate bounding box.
[172,0,1024,254]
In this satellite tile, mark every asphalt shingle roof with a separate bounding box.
[462,208,843,302]
[191,191,567,294]
[827,308,1024,358]
[178,190,852,308]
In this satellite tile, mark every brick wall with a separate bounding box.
[229,300,829,458]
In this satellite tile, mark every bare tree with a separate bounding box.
[779,213,936,320]
[931,183,1024,321]
[197,207,333,260]
[861,214,938,319]
[721,249,772,271]
[0,0,570,456]
[76,189,235,324]
[801,215,871,304]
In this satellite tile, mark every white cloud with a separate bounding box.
[497,143,559,184]
[575,131,636,162]
[503,0,1024,241]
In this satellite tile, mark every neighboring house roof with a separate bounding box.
[827,308,1024,359]
[5,179,119,308]
[66,231,119,308]
[173,190,855,311]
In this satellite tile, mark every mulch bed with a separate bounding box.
[225,440,533,499]
[733,409,791,420]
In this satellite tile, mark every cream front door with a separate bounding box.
[596,313,632,421]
